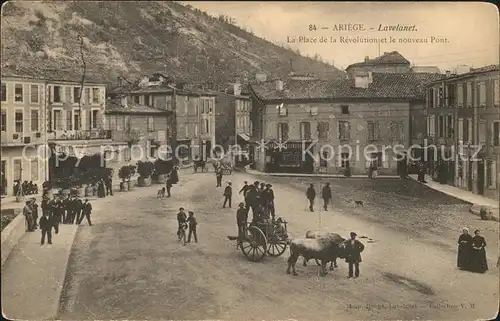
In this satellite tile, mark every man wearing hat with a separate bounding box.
[263,184,275,220]
[344,232,365,278]
[223,182,232,208]
[321,183,332,211]
[236,202,247,238]
[78,199,93,226]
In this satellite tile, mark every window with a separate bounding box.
[92,88,100,104]
[493,121,499,146]
[91,110,99,129]
[31,109,39,131]
[338,121,350,140]
[367,121,380,141]
[194,123,198,136]
[185,123,189,137]
[486,160,495,188]
[458,118,463,141]
[73,87,81,103]
[204,100,208,113]
[300,122,311,140]
[1,84,6,102]
[53,86,62,103]
[467,118,472,143]
[209,100,213,113]
[145,95,150,106]
[320,151,328,168]
[85,88,91,105]
[389,121,404,142]
[14,110,23,133]
[31,159,39,181]
[277,123,289,141]
[53,110,63,130]
[317,122,329,139]
[411,116,418,139]
[73,110,81,130]
[478,121,486,144]
[438,86,444,107]
[457,84,463,107]
[438,116,445,138]
[66,110,72,130]
[134,95,140,104]
[446,84,456,107]
[370,152,382,168]
[479,82,486,106]
[30,85,39,103]
[427,115,435,137]
[446,115,454,138]
[14,159,22,181]
[494,79,499,105]
[341,105,349,115]
[341,152,350,168]
[466,82,472,106]
[205,119,209,133]
[14,84,23,102]
[1,109,6,131]
[428,88,434,108]
[147,116,154,132]
[124,115,130,130]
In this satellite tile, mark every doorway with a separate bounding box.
[477,160,485,195]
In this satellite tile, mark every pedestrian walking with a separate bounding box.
[457,227,473,270]
[186,211,198,243]
[39,211,52,245]
[306,184,316,212]
[321,183,332,211]
[105,176,113,196]
[344,232,365,278]
[78,199,92,225]
[236,202,247,238]
[223,182,232,208]
[74,196,83,225]
[166,175,172,197]
[469,230,488,273]
[216,168,223,187]
[23,200,35,232]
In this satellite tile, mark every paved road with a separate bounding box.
[57,169,499,321]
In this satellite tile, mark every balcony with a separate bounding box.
[1,132,45,147]
[47,129,112,141]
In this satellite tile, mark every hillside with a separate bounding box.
[1,1,344,86]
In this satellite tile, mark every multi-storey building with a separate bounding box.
[345,51,411,75]
[1,75,48,196]
[249,71,441,174]
[425,65,499,201]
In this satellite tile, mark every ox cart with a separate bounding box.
[193,160,207,172]
[227,218,290,262]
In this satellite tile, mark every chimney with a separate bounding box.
[117,76,122,87]
[364,56,370,62]
[368,71,373,83]
[384,52,389,55]
[445,70,451,76]
[234,82,241,96]
[276,80,284,91]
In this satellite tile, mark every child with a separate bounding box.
[177,207,187,245]
[187,211,198,243]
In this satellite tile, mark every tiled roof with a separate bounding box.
[105,100,170,114]
[346,51,410,70]
[1,64,106,84]
[249,72,444,101]
[427,64,499,84]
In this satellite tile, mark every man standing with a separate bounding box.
[166,175,173,197]
[23,200,35,232]
[246,181,260,218]
[78,199,92,226]
[74,196,83,225]
[239,181,250,198]
[105,175,113,196]
[216,168,223,187]
[418,161,427,183]
[344,232,365,278]
[321,183,332,211]
[223,182,232,208]
[31,198,39,230]
[51,197,62,234]
[186,211,198,243]
[39,211,52,245]
[236,202,247,238]
[264,184,275,220]
[306,184,316,212]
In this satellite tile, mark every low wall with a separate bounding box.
[1,211,25,267]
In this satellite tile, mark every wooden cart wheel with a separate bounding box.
[240,225,267,262]
[266,237,287,256]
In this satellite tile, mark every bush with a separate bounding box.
[137,161,154,178]
[1,215,15,231]
[118,165,136,182]
[154,159,173,175]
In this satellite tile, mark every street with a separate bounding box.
[57,169,499,321]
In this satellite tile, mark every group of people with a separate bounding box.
[457,228,488,273]
[22,193,93,245]
[237,181,275,222]
[305,183,333,212]
[176,207,198,245]
[14,180,39,196]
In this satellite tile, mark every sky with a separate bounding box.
[183,1,499,72]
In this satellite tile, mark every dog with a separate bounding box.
[354,200,364,206]
[157,187,166,198]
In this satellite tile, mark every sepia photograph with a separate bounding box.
[1,1,499,320]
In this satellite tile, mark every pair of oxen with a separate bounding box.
[287,231,347,276]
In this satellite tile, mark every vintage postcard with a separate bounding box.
[1,1,499,321]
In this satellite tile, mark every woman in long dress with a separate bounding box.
[469,229,488,273]
[457,227,472,269]
[97,179,106,198]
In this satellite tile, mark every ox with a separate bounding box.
[303,231,346,270]
[287,236,346,276]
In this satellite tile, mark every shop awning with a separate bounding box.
[237,133,250,141]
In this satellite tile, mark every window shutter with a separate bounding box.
[65,110,71,130]
[382,159,389,168]
[458,118,463,141]
[87,110,92,130]
[467,119,473,143]
[493,161,497,188]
